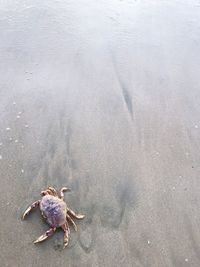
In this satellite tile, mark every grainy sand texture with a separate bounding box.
[0,0,200,266]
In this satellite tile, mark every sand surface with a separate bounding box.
[0,0,200,266]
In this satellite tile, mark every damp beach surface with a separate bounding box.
[0,0,200,266]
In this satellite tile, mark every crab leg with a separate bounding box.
[67,208,85,220]
[34,227,56,244]
[66,214,77,231]
[61,222,70,248]
[60,187,71,199]
[22,200,40,219]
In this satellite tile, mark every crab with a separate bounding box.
[22,186,85,248]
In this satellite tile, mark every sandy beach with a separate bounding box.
[0,0,200,266]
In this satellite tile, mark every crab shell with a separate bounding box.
[40,195,67,227]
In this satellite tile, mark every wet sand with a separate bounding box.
[0,0,200,266]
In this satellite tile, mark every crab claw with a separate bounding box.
[41,190,47,196]
[34,228,56,244]
[63,240,69,249]
[22,200,40,219]
[22,207,31,220]
[60,187,71,199]
[61,187,71,192]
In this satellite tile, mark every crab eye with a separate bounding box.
[41,191,46,196]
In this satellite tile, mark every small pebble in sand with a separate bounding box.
[13,101,16,105]
[21,169,24,173]
[0,155,2,160]
[172,186,176,190]
[16,115,20,119]
[185,258,189,262]
[0,142,2,146]
[9,137,13,141]
[25,124,29,128]
[194,125,198,129]
[15,139,18,143]
[6,127,11,131]
[147,240,151,245]
[18,111,22,115]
